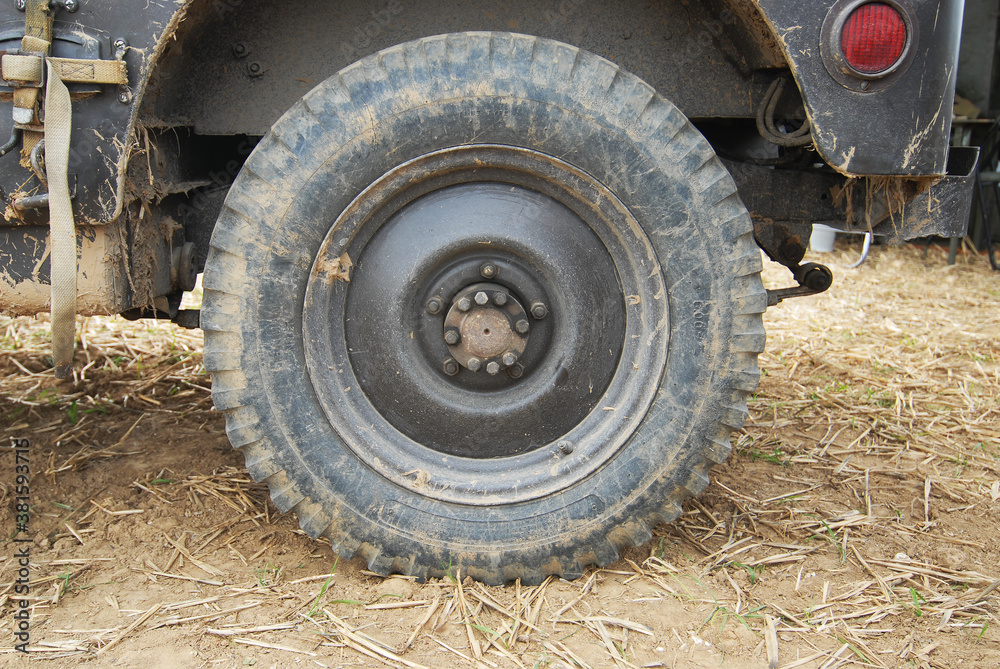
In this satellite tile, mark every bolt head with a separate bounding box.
[426,297,443,315]
[474,291,489,306]
[443,359,459,376]
[444,329,460,346]
[64,0,79,10]
[467,357,482,372]
[530,301,548,320]
[558,440,574,455]
[515,319,530,335]
[502,352,517,367]
[507,364,524,379]
[480,262,497,279]
[493,292,508,306]
[457,297,472,312]
[15,0,25,11]
[486,361,500,375]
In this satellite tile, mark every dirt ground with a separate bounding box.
[1,241,998,668]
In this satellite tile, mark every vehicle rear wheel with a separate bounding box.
[202,32,766,585]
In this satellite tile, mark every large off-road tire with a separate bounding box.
[202,32,766,585]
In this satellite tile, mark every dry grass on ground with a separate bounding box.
[0,241,998,668]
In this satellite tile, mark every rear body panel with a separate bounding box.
[754,0,963,176]
[0,0,972,317]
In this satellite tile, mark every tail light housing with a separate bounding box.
[821,0,917,91]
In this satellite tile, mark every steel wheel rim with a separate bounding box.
[303,145,669,505]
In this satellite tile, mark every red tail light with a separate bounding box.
[840,3,907,75]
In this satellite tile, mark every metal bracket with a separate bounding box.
[15,1,79,12]
[10,173,77,211]
[172,310,201,329]
[753,219,834,306]
[766,262,834,306]
[2,50,46,88]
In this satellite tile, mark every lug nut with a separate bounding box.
[530,301,548,320]
[507,363,524,379]
[443,358,459,376]
[515,319,530,335]
[558,440,574,455]
[444,329,460,346]
[457,297,472,312]
[426,297,443,315]
[474,291,489,306]
[480,262,498,279]
[486,361,501,375]
[502,352,517,367]
[493,292,508,306]
[467,357,482,372]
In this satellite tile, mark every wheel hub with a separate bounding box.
[442,283,531,375]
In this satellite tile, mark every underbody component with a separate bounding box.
[753,220,834,307]
[725,144,979,244]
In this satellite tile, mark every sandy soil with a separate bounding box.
[1,241,998,668]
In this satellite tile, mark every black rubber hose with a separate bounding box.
[0,126,22,158]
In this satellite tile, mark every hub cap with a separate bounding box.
[443,283,529,375]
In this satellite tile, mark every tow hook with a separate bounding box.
[766,262,833,306]
[752,220,834,306]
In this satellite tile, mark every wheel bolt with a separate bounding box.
[493,292,508,306]
[507,363,524,379]
[474,291,489,306]
[480,262,498,279]
[467,357,482,372]
[486,361,500,375]
[502,352,517,367]
[530,301,548,320]
[426,297,443,315]
[444,329,460,346]
[515,319,530,335]
[558,440,574,455]
[457,297,472,312]
[442,358,459,376]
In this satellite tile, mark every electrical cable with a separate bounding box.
[756,78,814,148]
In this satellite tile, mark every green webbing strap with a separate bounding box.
[45,60,76,379]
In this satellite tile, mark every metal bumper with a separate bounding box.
[728,146,980,244]
[871,146,980,243]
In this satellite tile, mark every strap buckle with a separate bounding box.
[1,51,46,88]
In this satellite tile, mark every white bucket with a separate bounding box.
[810,224,837,253]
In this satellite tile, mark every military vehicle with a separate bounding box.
[0,0,976,584]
